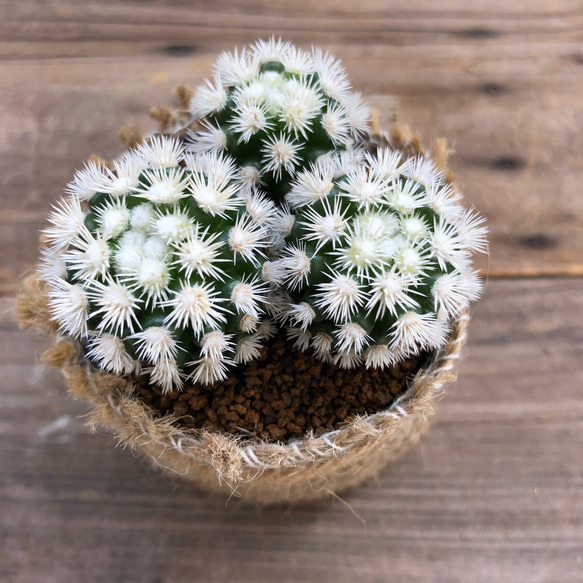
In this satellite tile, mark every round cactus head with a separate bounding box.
[276,148,487,368]
[40,135,280,391]
[187,38,371,204]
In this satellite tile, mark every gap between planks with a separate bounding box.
[2,272,583,298]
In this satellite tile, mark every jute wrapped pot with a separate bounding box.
[16,272,467,504]
[16,119,471,504]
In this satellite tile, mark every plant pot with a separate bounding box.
[16,113,475,503]
[16,272,468,504]
[17,37,481,501]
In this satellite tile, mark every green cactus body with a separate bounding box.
[187,38,371,205]
[40,135,279,390]
[276,148,487,369]
[38,40,486,393]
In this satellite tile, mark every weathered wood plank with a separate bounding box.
[1,278,582,582]
[2,1,583,46]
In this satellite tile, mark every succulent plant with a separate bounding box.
[37,39,486,395]
[187,38,371,204]
[275,148,487,369]
[39,135,281,390]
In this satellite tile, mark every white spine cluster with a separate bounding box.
[187,38,370,203]
[41,136,277,391]
[277,148,486,368]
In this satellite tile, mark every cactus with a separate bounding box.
[276,148,487,369]
[37,39,486,394]
[187,38,371,204]
[39,135,280,390]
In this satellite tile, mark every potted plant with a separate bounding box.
[16,39,486,504]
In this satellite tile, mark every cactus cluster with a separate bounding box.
[187,38,370,203]
[276,149,487,368]
[40,135,282,390]
[39,39,486,392]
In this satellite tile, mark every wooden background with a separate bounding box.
[1,1,582,581]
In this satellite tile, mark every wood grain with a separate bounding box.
[2,1,583,291]
[1,279,582,583]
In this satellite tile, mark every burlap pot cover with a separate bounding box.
[16,273,468,504]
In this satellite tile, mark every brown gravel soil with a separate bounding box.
[136,335,427,442]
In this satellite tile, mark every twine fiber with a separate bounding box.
[15,122,470,504]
